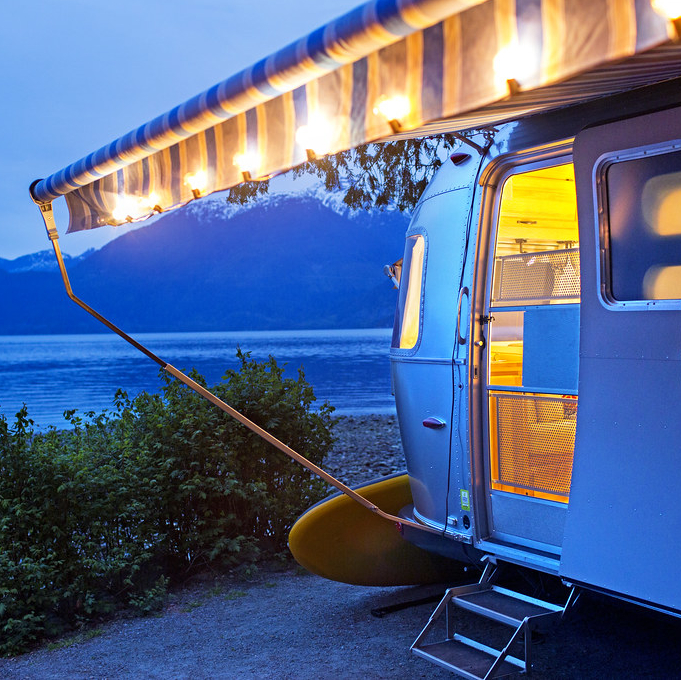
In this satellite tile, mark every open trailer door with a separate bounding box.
[478,151,580,562]
[560,106,681,612]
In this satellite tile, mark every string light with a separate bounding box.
[373,95,411,133]
[651,0,681,38]
[296,116,335,160]
[184,170,208,198]
[233,151,262,181]
[493,42,537,96]
[112,194,158,223]
[147,192,163,213]
[651,0,681,19]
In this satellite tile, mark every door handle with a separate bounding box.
[423,417,446,429]
[456,286,470,345]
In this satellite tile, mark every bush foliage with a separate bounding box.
[0,350,334,655]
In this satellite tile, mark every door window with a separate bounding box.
[487,162,579,503]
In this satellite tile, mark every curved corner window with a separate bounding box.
[604,148,681,302]
[391,235,425,349]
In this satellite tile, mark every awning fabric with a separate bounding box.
[31,0,678,233]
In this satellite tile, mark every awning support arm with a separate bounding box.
[31,192,442,537]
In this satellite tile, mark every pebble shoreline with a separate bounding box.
[325,414,405,487]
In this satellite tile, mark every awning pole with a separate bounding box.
[31,192,443,537]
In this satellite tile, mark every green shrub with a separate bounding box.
[0,351,334,655]
[128,575,169,616]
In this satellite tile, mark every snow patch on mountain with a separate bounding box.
[0,249,95,273]
[181,184,408,222]
[4,189,409,273]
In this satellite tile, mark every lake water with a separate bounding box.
[0,329,396,429]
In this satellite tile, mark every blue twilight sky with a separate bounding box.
[0,0,360,260]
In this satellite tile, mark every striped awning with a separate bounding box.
[31,0,680,233]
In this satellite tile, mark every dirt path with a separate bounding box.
[3,566,681,679]
[0,569,453,679]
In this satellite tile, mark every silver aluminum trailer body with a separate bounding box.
[391,80,681,614]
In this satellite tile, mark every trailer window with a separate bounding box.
[604,149,681,302]
[489,162,580,387]
[392,235,424,349]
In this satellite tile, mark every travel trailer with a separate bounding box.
[289,85,681,675]
[29,0,681,676]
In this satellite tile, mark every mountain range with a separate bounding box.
[0,190,409,334]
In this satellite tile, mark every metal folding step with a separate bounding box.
[411,560,576,678]
[414,635,524,679]
[455,586,563,630]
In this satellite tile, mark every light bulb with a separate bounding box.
[184,170,208,198]
[493,43,537,93]
[112,196,141,222]
[296,116,334,156]
[233,151,261,174]
[111,192,161,222]
[373,95,411,122]
[652,0,681,19]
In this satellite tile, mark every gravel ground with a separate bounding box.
[3,415,681,678]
